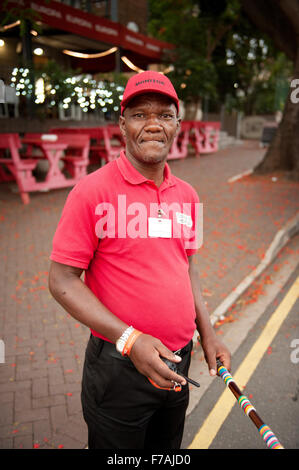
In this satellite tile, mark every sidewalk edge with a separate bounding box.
[202,211,299,330]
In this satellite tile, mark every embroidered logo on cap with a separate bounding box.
[135,79,165,87]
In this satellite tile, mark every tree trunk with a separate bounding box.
[184,100,201,120]
[254,44,299,180]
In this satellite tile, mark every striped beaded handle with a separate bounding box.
[217,360,284,449]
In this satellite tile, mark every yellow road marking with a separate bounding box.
[188,275,299,449]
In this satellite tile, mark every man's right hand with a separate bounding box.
[128,334,186,390]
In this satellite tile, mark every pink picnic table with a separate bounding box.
[0,133,90,204]
[50,126,124,165]
[167,121,191,160]
[22,133,90,183]
[188,121,221,155]
[22,135,69,186]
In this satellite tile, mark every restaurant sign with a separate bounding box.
[4,0,173,59]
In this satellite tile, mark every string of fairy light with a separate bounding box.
[3,20,172,115]
[5,27,169,115]
[9,67,125,114]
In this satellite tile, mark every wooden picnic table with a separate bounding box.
[186,121,221,155]
[167,121,191,160]
[22,133,90,183]
[50,126,124,165]
[167,120,221,160]
[22,135,69,185]
[0,133,89,204]
[49,120,221,164]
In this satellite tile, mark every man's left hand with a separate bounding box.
[200,333,231,376]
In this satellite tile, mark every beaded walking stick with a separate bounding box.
[216,360,284,449]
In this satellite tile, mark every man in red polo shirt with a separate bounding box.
[49,71,230,449]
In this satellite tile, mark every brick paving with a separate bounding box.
[0,141,298,449]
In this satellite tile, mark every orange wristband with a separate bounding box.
[122,329,142,356]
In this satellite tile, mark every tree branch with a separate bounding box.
[240,0,297,60]
[277,0,299,35]
[207,23,233,61]
[206,27,212,61]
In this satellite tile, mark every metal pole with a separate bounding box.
[109,0,122,72]
[110,0,118,22]
[22,19,35,118]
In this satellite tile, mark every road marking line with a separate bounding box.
[188,275,299,449]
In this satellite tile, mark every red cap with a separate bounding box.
[121,71,179,115]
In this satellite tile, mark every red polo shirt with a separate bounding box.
[50,151,200,350]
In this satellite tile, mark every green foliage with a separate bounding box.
[149,0,241,104]
[0,1,43,36]
[10,60,126,117]
[10,67,34,97]
[149,0,293,115]
[220,35,293,114]
[166,52,217,103]
[36,60,78,105]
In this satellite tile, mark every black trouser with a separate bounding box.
[81,334,192,449]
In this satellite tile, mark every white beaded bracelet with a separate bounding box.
[115,326,134,354]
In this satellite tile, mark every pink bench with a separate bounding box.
[60,134,90,179]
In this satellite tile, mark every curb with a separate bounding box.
[227,168,253,183]
[208,211,299,327]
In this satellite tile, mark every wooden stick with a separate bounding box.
[216,360,284,449]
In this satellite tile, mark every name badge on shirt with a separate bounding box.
[176,212,193,228]
[148,217,172,238]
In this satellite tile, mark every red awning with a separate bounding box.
[5,0,174,60]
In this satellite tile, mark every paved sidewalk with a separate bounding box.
[0,141,298,449]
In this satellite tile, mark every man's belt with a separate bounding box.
[174,339,193,357]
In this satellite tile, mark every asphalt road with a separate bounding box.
[183,246,299,450]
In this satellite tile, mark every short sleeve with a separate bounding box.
[50,185,99,269]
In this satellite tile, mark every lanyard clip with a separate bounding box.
[157,207,166,218]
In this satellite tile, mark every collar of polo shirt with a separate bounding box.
[117,150,176,189]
